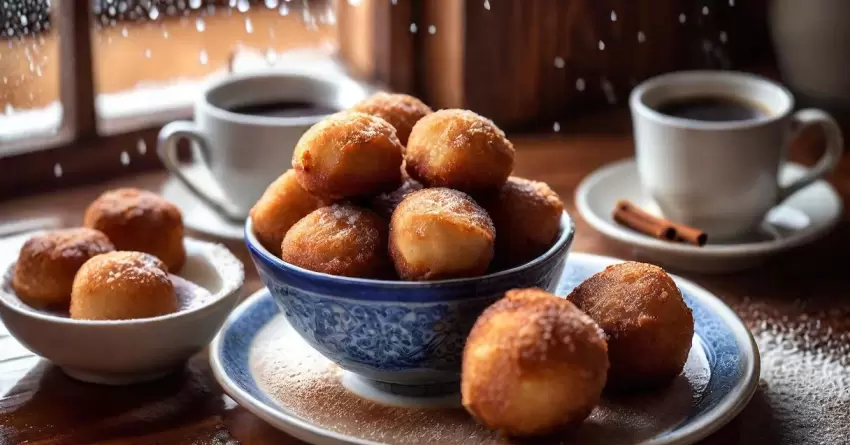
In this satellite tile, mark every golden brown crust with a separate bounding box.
[83,188,186,272]
[567,262,694,390]
[389,188,495,280]
[292,111,404,200]
[70,251,178,320]
[477,176,564,269]
[351,92,433,146]
[405,109,515,193]
[462,288,609,437]
[369,178,424,220]
[12,228,115,308]
[250,170,327,256]
[281,204,392,278]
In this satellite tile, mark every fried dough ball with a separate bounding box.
[405,109,515,193]
[462,288,609,437]
[83,188,186,272]
[281,204,392,278]
[12,228,115,308]
[352,92,433,146]
[389,188,495,280]
[249,170,326,256]
[70,251,178,320]
[568,262,694,390]
[292,111,404,200]
[478,177,564,269]
[370,178,423,220]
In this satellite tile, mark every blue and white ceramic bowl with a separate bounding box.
[245,213,575,390]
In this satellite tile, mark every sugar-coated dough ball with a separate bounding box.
[83,188,186,272]
[405,109,515,193]
[12,228,115,308]
[281,204,392,278]
[478,177,564,269]
[462,288,609,437]
[370,178,424,220]
[568,262,694,390]
[70,251,178,320]
[250,169,326,255]
[352,92,433,146]
[292,111,404,200]
[389,188,495,280]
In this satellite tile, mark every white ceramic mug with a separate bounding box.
[630,70,844,241]
[157,72,368,220]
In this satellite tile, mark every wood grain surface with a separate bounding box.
[0,109,848,444]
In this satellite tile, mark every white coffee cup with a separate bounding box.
[157,72,369,220]
[630,70,844,241]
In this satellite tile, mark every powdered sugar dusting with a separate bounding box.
[732,299,850,444]
[250,315,711,444]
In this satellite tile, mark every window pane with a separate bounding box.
[0,0,63,153]
[90,0,337,133]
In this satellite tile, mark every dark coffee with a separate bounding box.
[226,100,338,118]
[655,95,769,122]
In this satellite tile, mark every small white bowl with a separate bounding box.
[0,237,244,385]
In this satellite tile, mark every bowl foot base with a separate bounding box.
[60,366,176,385]
[340,371,461,408]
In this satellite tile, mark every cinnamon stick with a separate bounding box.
[612,200,707,246]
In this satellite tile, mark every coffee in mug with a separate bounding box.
[630,70,843,241]
[654,95,770,122]
[157,72,369,221]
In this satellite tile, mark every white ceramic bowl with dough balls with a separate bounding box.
[0,236,244,385]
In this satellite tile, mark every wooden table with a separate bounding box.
[0,110,847,444]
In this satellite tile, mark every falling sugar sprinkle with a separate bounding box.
[601,78,617,104]
[137,139,147,155]
[237,0,250,12]
[610,10,617,21]
[144,49,151,58]
[279,4,289,15]
[196,18,205,31]
[199,49,209,65]
[598,40,606,51]
[702,6,710,15]
[53,163,62,178]
[265,0,279,7]
[729,0,735,6]
[679,13,686,24]
[719,31,728,43]
[576,78,586,91]
[553,122,561,132]
[484,0,490,10]
[637,31,646,43]
[245,18,253,33]
[554,56,565,68]
[410,23,418,33]
[428,25,436,35]
[120,151,130,166]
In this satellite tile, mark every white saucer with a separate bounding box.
[159,165,245,241]
[575,158,843,273]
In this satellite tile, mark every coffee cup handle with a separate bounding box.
[156,121,245,222]
[777,109,844,202]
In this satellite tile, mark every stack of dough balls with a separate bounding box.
[251,91,566,280]
[11,188,188,321]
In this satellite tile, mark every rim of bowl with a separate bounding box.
[0,238,245,326]
[244,211,575,288]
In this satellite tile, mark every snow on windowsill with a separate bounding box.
[0,47,370,158]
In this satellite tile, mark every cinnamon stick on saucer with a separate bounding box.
[612,200,707,246]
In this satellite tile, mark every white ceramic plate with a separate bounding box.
[210,252,760,445]
[159,165,245,241]
[575,158,843,273]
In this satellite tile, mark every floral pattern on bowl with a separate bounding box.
[245,213,575,387]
